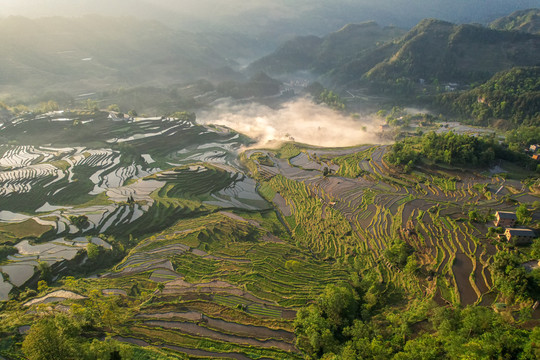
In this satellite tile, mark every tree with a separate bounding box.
[516,204,532,225]
[157,282,165,293]
[317,284,359,328]
[531,238,540,258]
[468,209,480,222]
[85,99,99,111]
[384,239,413,268]
[491,251,530,301]
[0,245,17,262]
[38,100,59,113]
[69,215,89,230]
[86,243,100,260]
[394,334,445,360]
[38,261,52,283]
[37,280,48,293]
[107,104,120,112]
[22,315,79,360]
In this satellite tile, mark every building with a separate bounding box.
[495,211,517,227]
[529,144,539,152]
[504,228,536,245]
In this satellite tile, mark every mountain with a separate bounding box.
[3,0,540,36]
[364,19,540,86]
[436,66,540,127]
[0,16,254,96]
[490,8,540,34]
[249,17,540,89]
[247,21,404,75]
[216,72,282,99]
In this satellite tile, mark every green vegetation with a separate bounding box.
[317,90,345,110]
[366,20,540,91]
[490,251,535,302]
[276,143,301,160]
[332,147,375,178]
[490,8,540,34]
[0,219,52,241]
[69,215,90,230]
[437,67,540,127]
[294,283,540,359]
[0,245,16,262]
[248,22,403,76]
[387,131,531,170]
[1,10,540,358]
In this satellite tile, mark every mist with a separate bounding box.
[1,0,538,33]
[198,98,386,148]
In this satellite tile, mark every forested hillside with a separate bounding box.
[365,19,540,88]
[436,66,540,127]
[248,22,403,76]
[490,8,540,34]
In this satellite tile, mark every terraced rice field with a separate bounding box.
[4,109,537,359]
[48,209,343,358]
[247,145,536,306]
[0,110,268,304]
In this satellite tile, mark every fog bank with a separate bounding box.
[199,98,386,148]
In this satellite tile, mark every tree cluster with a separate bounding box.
[386,131,531,171]
[295,282,540,359]
[490,250,540,303]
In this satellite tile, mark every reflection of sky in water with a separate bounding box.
[1,264,35,287]
[0,237,113,294]
[0,273,14,301]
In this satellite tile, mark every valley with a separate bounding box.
[0,100,538,359]
[0,4,540,360]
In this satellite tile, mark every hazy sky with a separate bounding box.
[2,0,539,33]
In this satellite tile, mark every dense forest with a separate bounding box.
[436,67,540,128]
[294,283,540,359]
[386,131,533,171]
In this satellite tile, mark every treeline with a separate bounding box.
[295,282,540,359]
[436,67,540,128]
[387,131,531,171]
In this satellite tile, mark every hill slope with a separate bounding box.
[436,66,540,127]
[0,16,253,95]
[490,8,540,34]
[365,19,540,86]
[247,21,404,75]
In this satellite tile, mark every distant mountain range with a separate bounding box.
[2,9,540,99]
[2,0,539,37]
[250,10,540,88]
[247,22,404,76]
[0,16,253,95]
[365,19,540,85]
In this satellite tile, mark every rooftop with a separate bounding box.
[505,228,536,237]
[497,211,517,219]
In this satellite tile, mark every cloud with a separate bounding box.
[198,98,386,148]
